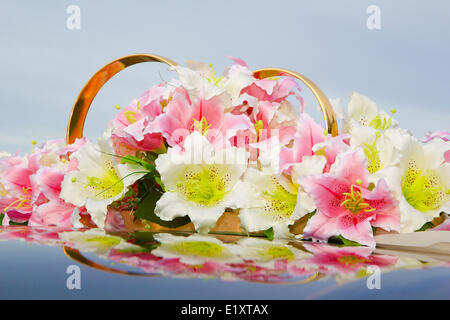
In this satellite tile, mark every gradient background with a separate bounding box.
[0,1,449,153]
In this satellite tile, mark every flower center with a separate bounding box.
[191,117,211,135]
[160,96,172,109]
[84,236,121,247]
[337,255,370,267]
[205,63,224,86]
[177,165,230,206]
[83,160,125,200]
[123,110,137,124]
[363,140,381,174]
[401,165,446,212]
[340,184,375,215]
[171,241,225,258]
[3,186,33,212]
[260,246,294,260]
[262,182,297,218]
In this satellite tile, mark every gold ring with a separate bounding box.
[254,68,338,136]
[66,53,178,145]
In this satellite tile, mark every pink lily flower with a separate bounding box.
[299,150,401,247]
[0,162,34,223]
[110,85,167,156]
[241,77,298,103]
[421,130,449,143]
[279,113,325,174]
[28,167,76,228]
[148,89,252,149]
[0,139,87,227]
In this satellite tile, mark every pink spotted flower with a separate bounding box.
[299,149,401,247]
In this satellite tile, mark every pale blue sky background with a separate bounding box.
[0,1,449,153]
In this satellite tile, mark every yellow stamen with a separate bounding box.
[124,111,137,124]
[340,185,375,215]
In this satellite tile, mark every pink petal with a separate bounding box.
[255,79,277,96]
[337,215,376,247]
[444,150,450,163]
[192,95,224,128]
[303,211,339,241]
[332,149,369,186]
[29,200,74,227]
[299,175,349,218]
[227,56,249,68]
[280,114,325,173]
[364,179,401,232]
[34,167,64,200]
[5,210,32,223]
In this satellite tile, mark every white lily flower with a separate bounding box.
[59,228,141,255]
[373,137,450,232]
[152,233,240,265]
[172,62,254,106]
[221,64,254,105]
[240,142,326,238]
[155,132,249,233]
[60,133,148,228]
[291,155,327,218]
[239,168,298,238]
[342,92,399,134]
[349,121,411,174]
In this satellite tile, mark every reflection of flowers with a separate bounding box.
[0,226,66,246]
[300,243,397,275]
[230,237,310,267]
[151,233,240,265]
[2,226,447,286]
[59,228,141,255]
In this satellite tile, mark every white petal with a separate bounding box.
[291,155,326,183]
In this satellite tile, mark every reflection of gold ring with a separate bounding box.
[247,271,325,285]
[66,54,338,144]
[63,246,161,277]
[63,245,324,284]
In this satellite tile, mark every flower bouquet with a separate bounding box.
[0,54,449,248]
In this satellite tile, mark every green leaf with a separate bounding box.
[307,209,317,219]
[330,235,362,247]
[121,155,155,172]
[0,214,4,225]
[416,221,434,232]
[134,185,191,228]
[9,220,28,226]
[262,227,274,241]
